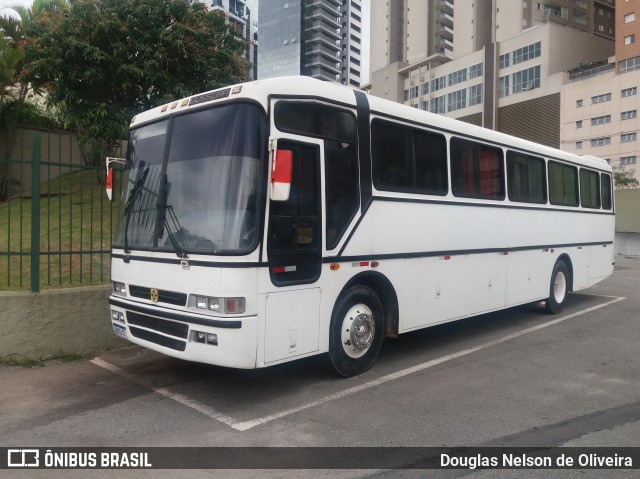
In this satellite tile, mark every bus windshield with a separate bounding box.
[114,102,266,255]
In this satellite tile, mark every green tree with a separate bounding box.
[613,165,639,190]
[25,0,249,165]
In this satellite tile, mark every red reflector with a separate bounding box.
[272,266,285,273]
[503,251,508,255]
[444,255,451,260]
[360,261,369,267]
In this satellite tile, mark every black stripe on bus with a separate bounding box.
[108,298,243,329]
[325,241,613,264]
[111,253,265,268]
[354,90,373,213]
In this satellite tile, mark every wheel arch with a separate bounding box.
[339,271,400,338]
[556,253,574,291]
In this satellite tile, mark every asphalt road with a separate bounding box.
[1,257,639,479]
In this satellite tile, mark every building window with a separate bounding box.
[469,84,483,106]
[576,99,583,108]
[576,141,583,149]
[431,95,445,114]
[621,156,637,165]
[512,42,541,65]
[624,12,635,23]
[625,34,636,45]
[511,65,541,94]
[590,137,611,147]
[576,120,583,128]
[447,89,467,112]
[469,63,483,79]
[448,68,468,87]
[591,115,611,126]
[621,87,637,97]
[591,93,611,104]
[421,82,429,95]
[620,56,640,73]
[621,110,637,120]
[420,101,428,111]
[432,76,446,92]
[410,85,419,99]
[404,89,409,101]
[499,53,510,69]
[621,132,637,143]
[499,75,510,98]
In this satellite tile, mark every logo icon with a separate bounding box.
[8,449,39,468]
[150,288,159,303]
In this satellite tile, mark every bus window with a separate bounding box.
[507,151,546,204]
[372,120,411,189]
[580,169,601,209]
[414,129,448,194]
[451,137,505,199]
[549,161,579,207]
[371,120,447,195]
[325,140,359,250]
[601,173,612,210]
[275,101,357,143]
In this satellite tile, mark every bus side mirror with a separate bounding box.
[105,157,127,201]
[270,150,292,202]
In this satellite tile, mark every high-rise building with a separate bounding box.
[258,0,368,87]
[367,0,616,149]
[202,0,259,79]
[560,0,640,181]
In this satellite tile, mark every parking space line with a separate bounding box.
[92,295,624,432]
[90,357,239,427]
[230,295,625,431]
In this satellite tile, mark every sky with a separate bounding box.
[0,0,32,17]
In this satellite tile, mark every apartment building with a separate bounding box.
[368,0,614,148]
[561,0,640,179]
[258,0,368,87]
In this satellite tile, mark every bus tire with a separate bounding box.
[546,260,569,314]
[329,285,384,377]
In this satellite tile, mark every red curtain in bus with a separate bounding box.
[479,149,498,196]
[463,146,475,193]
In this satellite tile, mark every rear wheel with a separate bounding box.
[546,260,569,314]
[328,286,384,377]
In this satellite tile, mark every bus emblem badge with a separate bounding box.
[150,288,159,303]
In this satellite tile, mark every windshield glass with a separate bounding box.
[114,103,266,254]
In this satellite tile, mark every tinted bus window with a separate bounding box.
[548,161,578,206]
[451,137,504,199]
[275,102,357,143]
[601,173,612,210]
[372,120,447,194]
[507,151,546,203]
[580,169,600,209]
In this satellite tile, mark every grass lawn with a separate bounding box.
[0,168,122,291]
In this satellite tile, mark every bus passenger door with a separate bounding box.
[264,140,322,363]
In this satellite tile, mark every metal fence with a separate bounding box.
[0,128,123,292]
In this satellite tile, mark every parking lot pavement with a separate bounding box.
[1,256,638,478]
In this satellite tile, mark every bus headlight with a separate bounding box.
[112,281,126,296]
[192,295,244,314]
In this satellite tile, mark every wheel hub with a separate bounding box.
[341,304,375,359]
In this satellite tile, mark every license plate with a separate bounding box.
[112,323,127,338]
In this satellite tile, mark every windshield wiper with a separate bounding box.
[123,165,149,254]
[156,173,188,260]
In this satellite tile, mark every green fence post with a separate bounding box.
[31,132,41,293]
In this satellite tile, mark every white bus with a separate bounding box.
[107,76,615,377]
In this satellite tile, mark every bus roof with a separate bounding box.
[130,76,610,173]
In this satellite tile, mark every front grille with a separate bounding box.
[127,311,189,339]
[129,285,187,306]
[129,326,186,351]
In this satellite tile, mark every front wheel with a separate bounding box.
[328,286,384,377]
[546,260,569,314]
